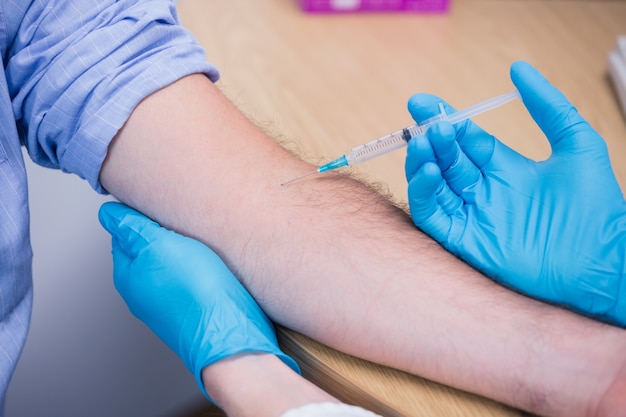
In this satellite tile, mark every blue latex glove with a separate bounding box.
[405,61,626,326]
[98,202,300,402]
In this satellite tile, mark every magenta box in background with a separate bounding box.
[300,0,450,13]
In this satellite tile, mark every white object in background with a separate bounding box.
[280,402,383,417]
[330,0,361,10]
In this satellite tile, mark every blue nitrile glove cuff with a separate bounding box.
[608,241,626,327]
[98,202,300,404]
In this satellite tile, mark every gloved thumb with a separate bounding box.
[98,201,166,258]
[510,61,604,157]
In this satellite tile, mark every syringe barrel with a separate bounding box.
[338,90,519,170]
[346,125,422,165]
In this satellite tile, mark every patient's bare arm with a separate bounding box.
[100,74,626,417]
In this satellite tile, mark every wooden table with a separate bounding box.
[177,0,626,415]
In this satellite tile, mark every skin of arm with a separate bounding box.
[201,353,340,417]
[100,74,626,417]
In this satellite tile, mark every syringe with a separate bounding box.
[282,90,521,186]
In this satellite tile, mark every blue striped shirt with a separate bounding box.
[0,1,218,413]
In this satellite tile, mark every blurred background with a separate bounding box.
[4,0,625,415]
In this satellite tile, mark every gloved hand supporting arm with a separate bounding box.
[98,202,300,403]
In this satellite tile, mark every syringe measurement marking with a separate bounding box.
[351,128,414,161]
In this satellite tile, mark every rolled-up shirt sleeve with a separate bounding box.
[6,0,219,193]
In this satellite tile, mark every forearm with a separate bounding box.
[100,74,625,416]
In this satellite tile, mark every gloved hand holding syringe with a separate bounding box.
[282,89,521,186]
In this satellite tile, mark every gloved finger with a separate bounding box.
[510,60,603,156]
[427,121,457,171]
[428,121,481,198]
[99,201,175,258]
[407,93,496,170]
[99,202,190,306]
[408,162,452,243]
[435,176,463,217]
[406,134,461,214]
[407,93,457,124]
[405,134,436,180]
